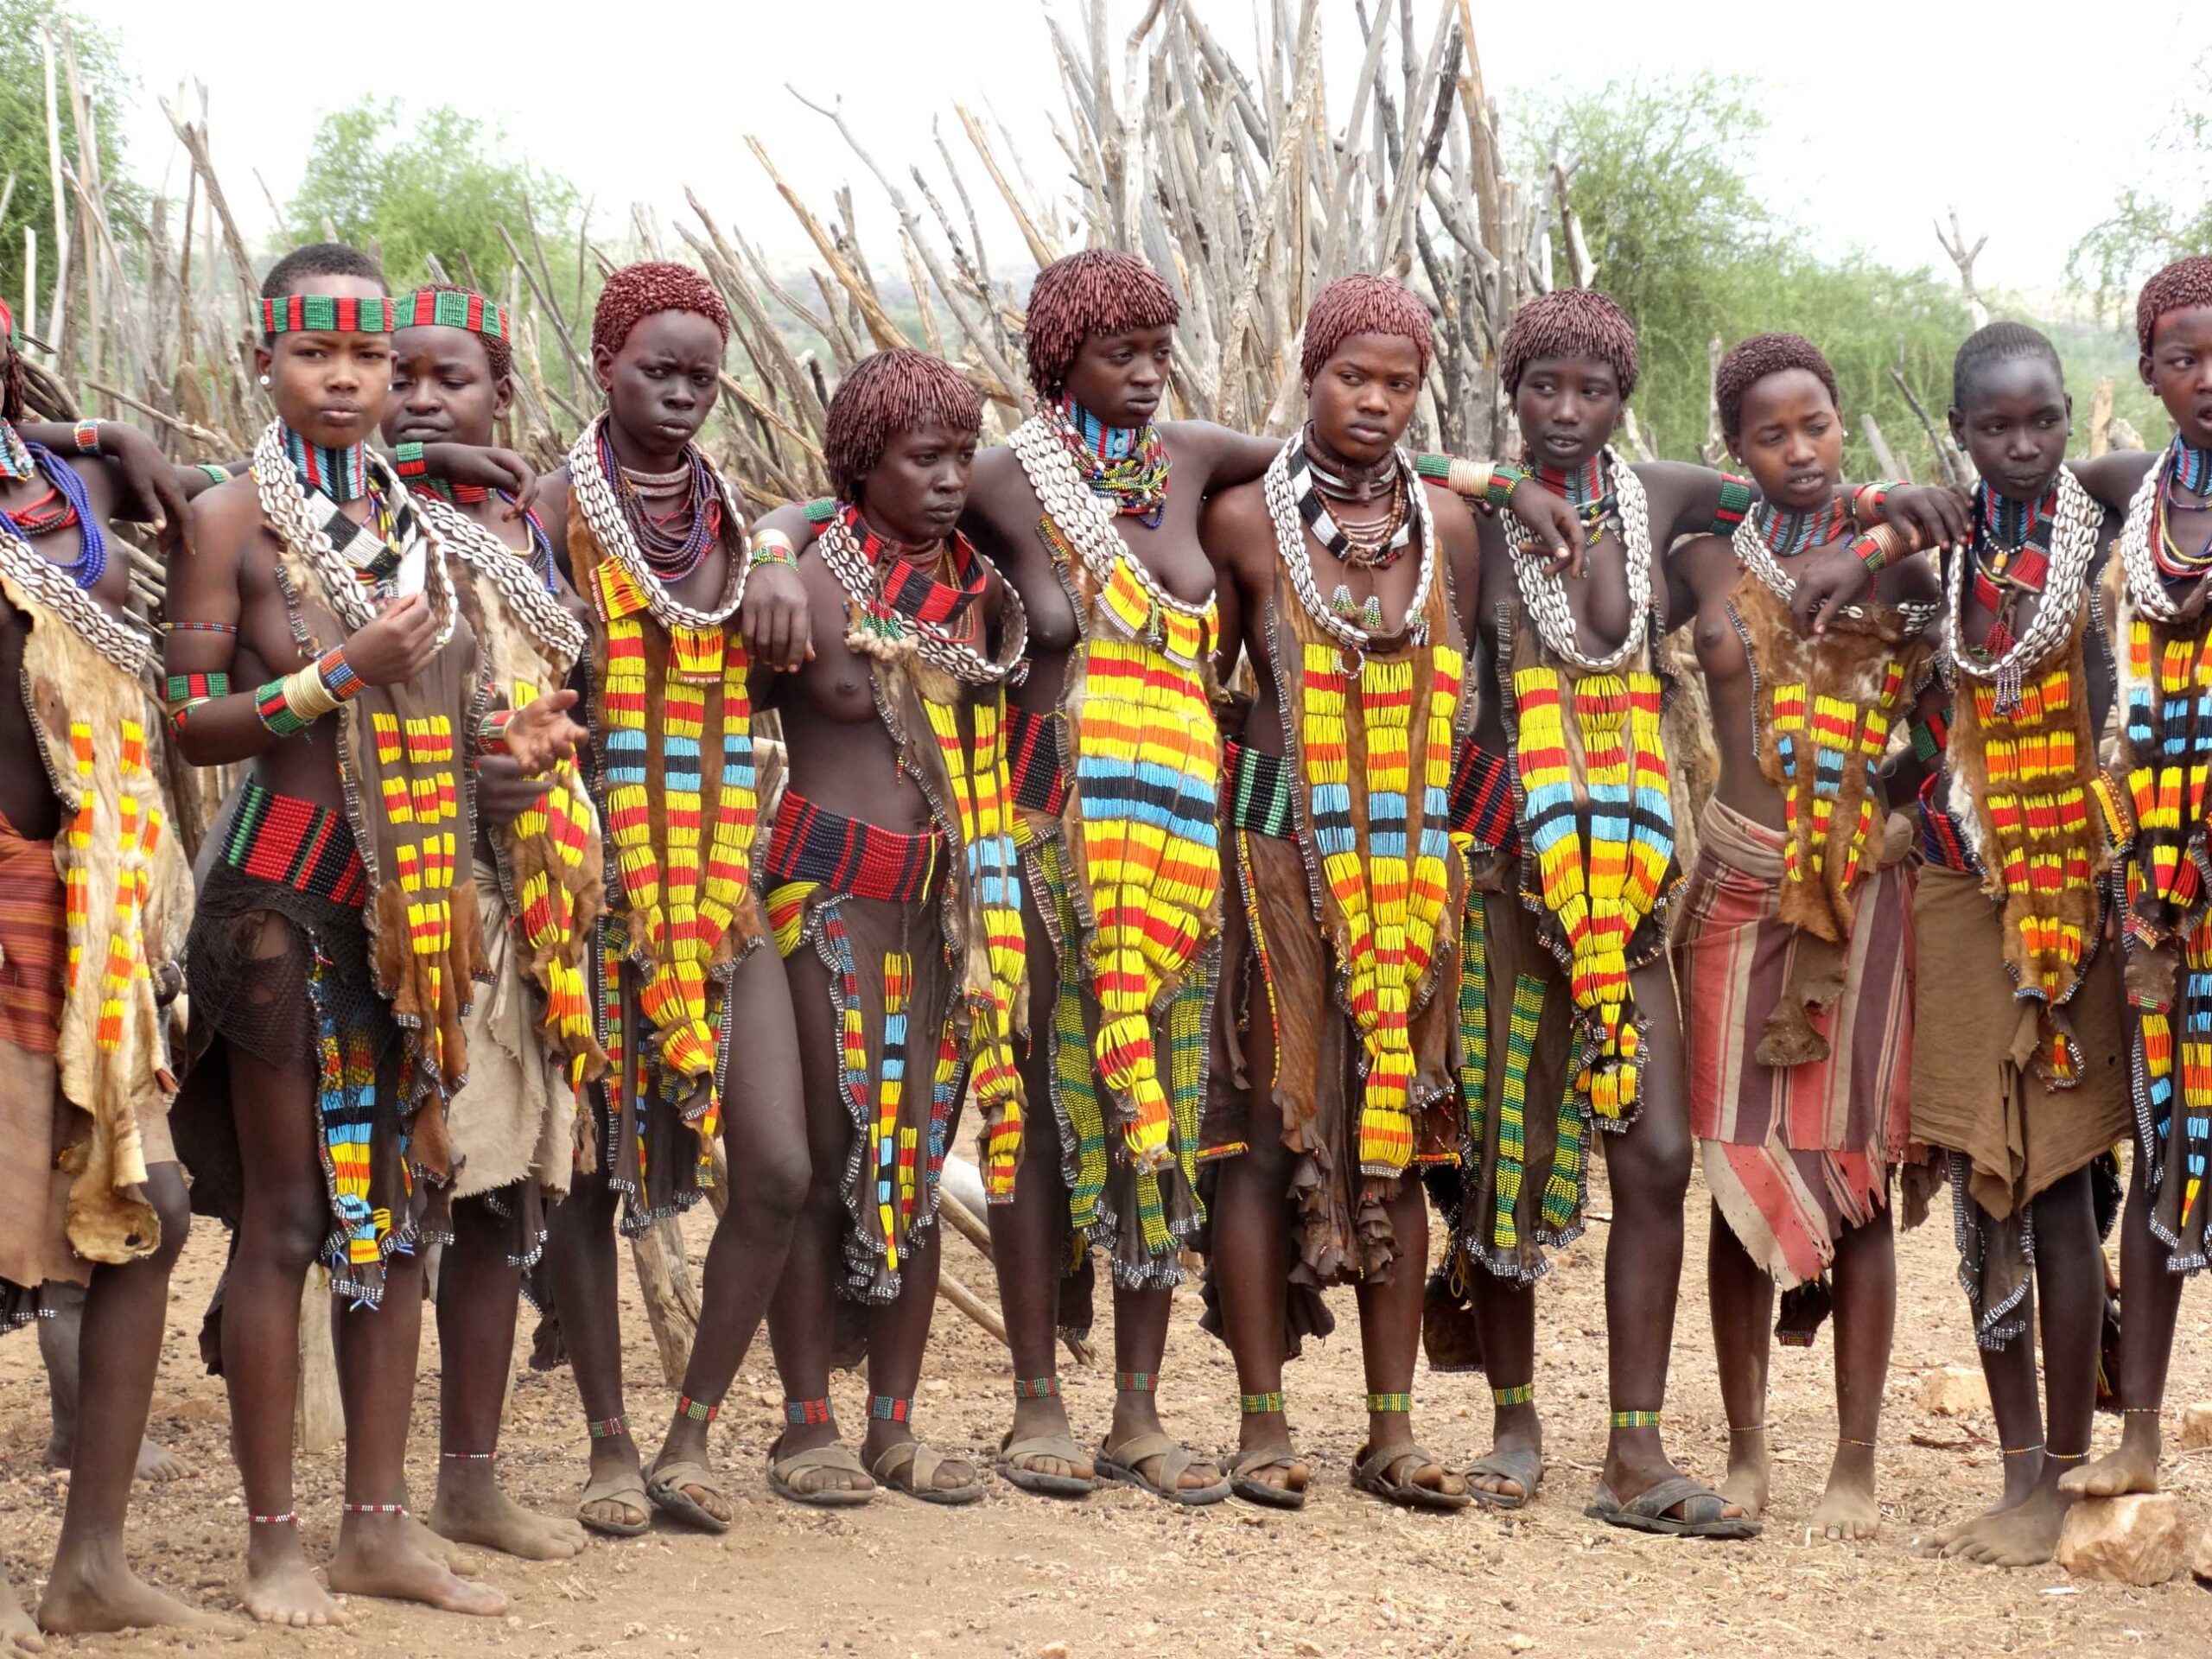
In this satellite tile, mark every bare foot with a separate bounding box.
[37,1554,232,1637]
[2060,1427,2160,1498]
[327,1518,508,1616]
[3,1581,43,1655]
[429,1482,588,1561]
[1808,1452,1879,1541]
[401,1513,472,1573]
[1719,1426,1770,1521]
[133,1437,192,1484]
[240,1532,350,1630]
[1940,1486,2069,1567]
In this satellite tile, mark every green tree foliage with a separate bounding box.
[0,2,133,320]
[1514,73,1973,479]
[2069,49,2212,319]
[289,99,581,293]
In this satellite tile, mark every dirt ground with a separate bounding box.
[6,1153,2212,1659]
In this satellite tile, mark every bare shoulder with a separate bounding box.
[1421,479,1478,551]
[753,501,822,551]
[1669,530,1738,598]
[185,474,263,559]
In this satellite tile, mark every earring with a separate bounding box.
[258,373,270,387]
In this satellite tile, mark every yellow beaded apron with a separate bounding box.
[253,429,486,1179]
[1235,488,1466,1283]
[423,491,607,1090]
[567,421,760,1228]
[2103,455,2212,1268]
[1010,413,1221,1287]
[0,543,192,1268]
[1726,569,1932,1062]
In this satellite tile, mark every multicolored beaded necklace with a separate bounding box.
[826,504,992,663]
[1750,497,1848,558]
[2154,439,2212,579]
[283,429,372,504]
[1970,481,2059,664]
[1048,393,1170,527]
[1263,432,1437,652]
[0,422,105,589]
[1524,451,1616,536]
[596,423,721,581]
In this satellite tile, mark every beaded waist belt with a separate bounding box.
[221,779,368,907]
[762,791,940,903]
[1223,739,1296,839]
[1451,742,1521,855]
[1005,703,1068,817]
[1916,771,1975,875]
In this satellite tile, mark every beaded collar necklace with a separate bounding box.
[0,420,105,589]
[1525,450,1615,534]
[1508,446,1652,672]
[595,423,721,581]
[1946,466,2098,714]
[1750,497,1847,558]
[2157,440,2212,578]
[1264,434,1437,652]
[1973,482,2057,613]
[2119,438,2212,613]
[283,429,371,504]
[1047,393,1170,528]
[1285,429,1414,570]
[253,420,452,639]
[817,501,1025,685]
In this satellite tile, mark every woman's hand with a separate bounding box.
[419,442,538,516]
[343,593,439,685]
[506,688,586,775]
[1504,479,1586,576]
[474,752,550,828]
[741,562,811,671]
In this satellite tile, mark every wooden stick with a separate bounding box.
[938,1265,1007,1347]
[937,1191,995,1262]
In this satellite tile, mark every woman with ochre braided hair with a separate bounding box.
[1197,275,1478,1513]
[381,283,600,1562]
[938,250,1588,1501]
[528,262,811,1538]
[1430,288,1966,1537]
[1666,334,1939,1541]
[167,241,582,1626]
[746,348,1026,1506]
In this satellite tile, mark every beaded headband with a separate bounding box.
[261,294,394,335]
[397,287,512,342]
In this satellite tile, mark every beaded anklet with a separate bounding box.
[2047,1449,2088,1461]
[1240,1391,1286,1415]
[1491,1383,1535,1408]
[1366,1393,1413,1414]
[676,1395,719,1424]
[2120,1406,2162,1414]
[586,1414,628,1441]
[870,1395,911,1423]
[248,1510,300,1528]
[785,1398,833,1427]
[2000,1441,2044,1457]
[341,1502,407,1516]
[1837,1435,1876,1449]
[442,1451,497,1460]
[1116,1371,1156,1393]
[1610,1409,1662,1430]
[1014,1375,1059,1400]
[1729,1423,1768,1435]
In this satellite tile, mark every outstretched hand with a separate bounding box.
[419,442,539,516]
[507,687,585,776]
[1504,479,1586,577]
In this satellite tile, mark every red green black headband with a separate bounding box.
[261,294,393,334]
[397,288,512,343]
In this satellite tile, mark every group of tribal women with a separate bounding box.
[5,233,2212,1643]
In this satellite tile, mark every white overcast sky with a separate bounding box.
[87,0,2209,300]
